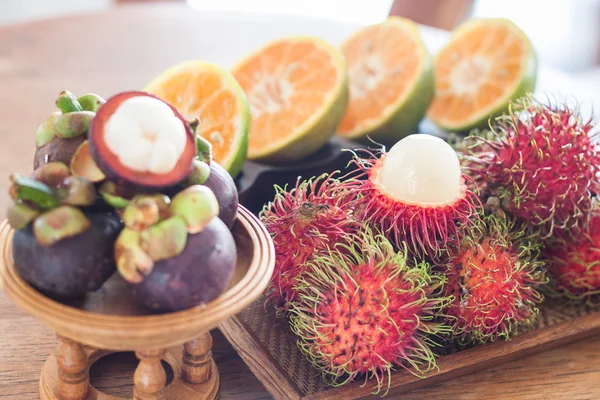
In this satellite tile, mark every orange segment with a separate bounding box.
[427,18,537,132]
[232,36,348,162]
[337,17,434,142]
[144,61,249,178]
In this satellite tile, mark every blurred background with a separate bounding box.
[0,0,598,109]
[1,0,599,73]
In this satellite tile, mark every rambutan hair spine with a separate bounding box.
[462,96,600,239]
[440,211,547,344]
[288,227,452,394]
[259,171,359,314]
[338,134,482,261]
[544,209,600,305]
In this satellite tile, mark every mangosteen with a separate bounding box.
[131,217,236,312]
[204,161,239,229]
[34,91,105,177]
[115,185,236,312]
[13,210,122,300]
[88,91,196,190]
[7,163,122,300]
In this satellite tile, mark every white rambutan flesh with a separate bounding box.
[342,134,480,259]
[378,135,462,206]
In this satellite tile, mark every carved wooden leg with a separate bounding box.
[182,332,213,384]
[55,335,90,400]
[133,349,167,400]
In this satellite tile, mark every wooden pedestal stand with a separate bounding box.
[0,207,275,400]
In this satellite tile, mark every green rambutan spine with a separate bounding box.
[544,209,600,305]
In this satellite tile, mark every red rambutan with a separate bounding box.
[260,173,356,313]
[545,212,600,304]
[340,134,481,259]
[289,229,450,393]
[440,213,546,343]
[464,97,600,238]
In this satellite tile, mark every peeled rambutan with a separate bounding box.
[440,213,546,343]
[340,134,480,259]
[464,97,600,238]
[289,229,450,392]
[545,212,600,304]
[260,173,356,313]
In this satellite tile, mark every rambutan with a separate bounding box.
[260,173,356,313]
[289,229,450,393]
[464,97,600,238]
[440,213,546,343]
[340,134,480,259]
[545,212,600,304]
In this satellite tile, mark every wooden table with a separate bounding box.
[0,4,599,399]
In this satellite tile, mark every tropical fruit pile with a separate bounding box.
[260,96,600,393]
[8,90,241,312]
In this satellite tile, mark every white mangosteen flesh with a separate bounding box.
[104,96,187,174]
[377,134,462,206]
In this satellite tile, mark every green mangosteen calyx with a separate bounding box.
[114,186,220,283]
[7,203,40,230]
[88,91,196,189]
[33,206,91,246]
[77,93,106,112]
[10,175,58,209]
[170,185,219,233]
[186,159,212,186]
[139,216,188,261]
[99,181,134,209]
[35,112,62,148]
[115,228,154,284]
[7,163,98,245]
[70,140,106,182]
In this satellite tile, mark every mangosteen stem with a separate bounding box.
[56,90,83,113]
[189,117,200,132]
[195,134,213,164]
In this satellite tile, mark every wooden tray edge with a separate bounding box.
[219,315,303,400]
[220,312,600,400]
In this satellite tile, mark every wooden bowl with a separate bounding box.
[0,205,275,400]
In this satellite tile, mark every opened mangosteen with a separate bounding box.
[115,185,237,312]
[34,91,106,184]
[89,91,196,190]
[7,163,122,300]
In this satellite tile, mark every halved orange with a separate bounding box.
[338,17,434,142]
[427,18,537,132]
[144,61,250,178]
[231,36,348,163]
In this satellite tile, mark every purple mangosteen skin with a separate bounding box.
[204,162,238,229]
[12,211,122,301]
[33,136,86,170]
[131,217,237,313]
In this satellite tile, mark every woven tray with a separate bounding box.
[219,298,600,400]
